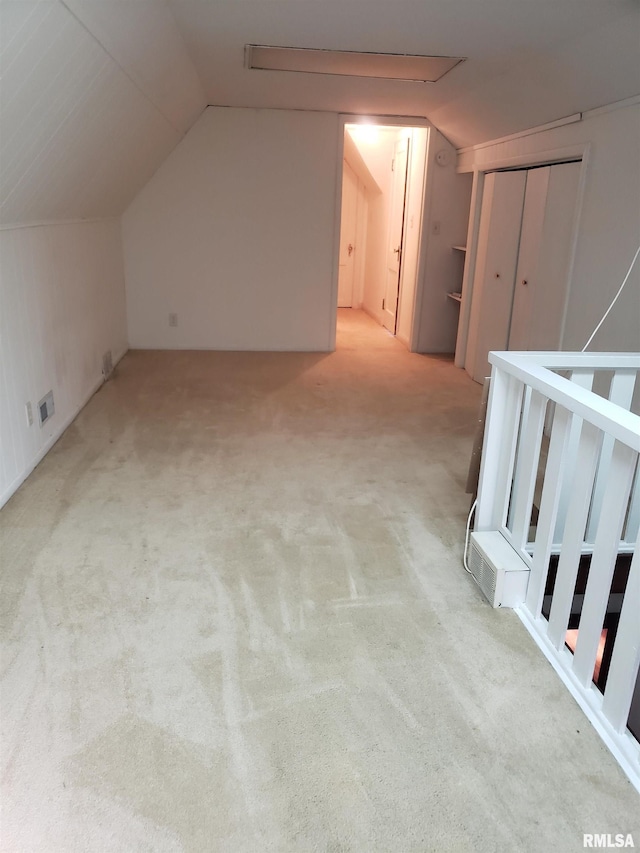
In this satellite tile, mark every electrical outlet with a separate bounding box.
[26,402,33,427]
[432,220,441,235]
[169,313,178,327]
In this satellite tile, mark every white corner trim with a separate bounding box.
[457,94,640,157]
[328,118,346,351]
[458,114,582,155]
[0,217,120,232]
[582,94,640,120]
[459,142,588,175]
[339,113,431,128]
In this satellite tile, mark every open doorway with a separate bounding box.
[336,122,429,349]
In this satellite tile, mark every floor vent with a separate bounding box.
[468,531,530,608]
[38,391,55,426]
[102,350,114,380]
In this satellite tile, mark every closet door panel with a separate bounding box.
[510,161,581,352]
[508,167,550,350]
[531,161,581,350]
[471,169,527,383]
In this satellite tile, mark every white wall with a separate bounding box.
[457,102,640,354]
[415,130,473,352]
[123,107,340,351]
[0,220,128,508]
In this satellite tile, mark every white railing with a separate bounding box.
[475,351,640,792]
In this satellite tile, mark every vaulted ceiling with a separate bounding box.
[1,0,639,225]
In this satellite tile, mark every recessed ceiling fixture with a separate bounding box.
[246,45,465,83]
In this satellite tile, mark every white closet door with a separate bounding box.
[509,161,581,351]
[469,169,527,383]
[508,167,550,350]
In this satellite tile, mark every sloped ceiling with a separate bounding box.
[168,0,640,147]
[1,0,639,225]
[0,0,206,226]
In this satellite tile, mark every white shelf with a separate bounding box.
[452,245,467,252]
[448,292,462,303]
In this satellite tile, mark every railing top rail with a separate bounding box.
[491,352,640,370]
[488,352,640,452]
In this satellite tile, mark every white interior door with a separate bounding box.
[382,137,410,333]
[338,160,358,308]
[509,161,581,351]
[352,179,368,309]
[469,169,527,383]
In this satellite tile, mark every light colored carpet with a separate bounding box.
[1,310,637,852]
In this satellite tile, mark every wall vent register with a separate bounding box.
[38,391,55,426]
[102,350,113,379]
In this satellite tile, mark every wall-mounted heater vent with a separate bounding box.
[468,531,530,608]
[38,391,55,426]
[102,350,113,380]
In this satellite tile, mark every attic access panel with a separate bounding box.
[246,45,465,83]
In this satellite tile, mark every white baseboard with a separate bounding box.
[0,347,128,511]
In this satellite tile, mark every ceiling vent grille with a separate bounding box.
[246,45,465,83]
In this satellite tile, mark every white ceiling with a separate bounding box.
[169,0,640,145]
[1,0,639,225]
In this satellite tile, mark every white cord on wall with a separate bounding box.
[463,499,477,574]
[463,244,639,575]
[581,244,640,352]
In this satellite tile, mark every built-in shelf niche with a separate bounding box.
[448,245,467,304]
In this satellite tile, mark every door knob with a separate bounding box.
[495,272,501,279]
[348,244,354,256]
[522,279,528,286]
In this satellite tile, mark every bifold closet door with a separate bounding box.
[508,161,581,351]
[468,169,527,383]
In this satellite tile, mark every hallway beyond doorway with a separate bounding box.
[337,122,429,348]
[336,307,406,351]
